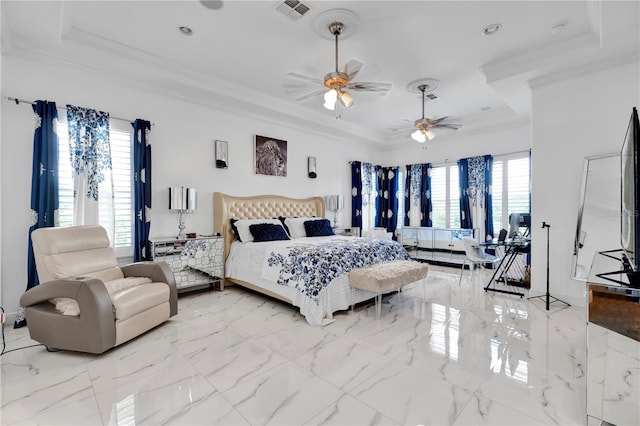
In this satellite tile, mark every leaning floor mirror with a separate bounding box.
[572,154,620,280]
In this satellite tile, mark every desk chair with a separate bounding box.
[459,237,502,284]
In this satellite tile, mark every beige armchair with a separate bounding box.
[20,225,177,354]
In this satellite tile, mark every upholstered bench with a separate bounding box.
[349,260,429,318]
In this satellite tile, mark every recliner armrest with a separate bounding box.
[20,277,117,354]
[20,277,110,308]
[121,262,178,317]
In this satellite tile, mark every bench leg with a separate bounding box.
[375,293,382,319]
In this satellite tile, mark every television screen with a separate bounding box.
[620,107,640,272]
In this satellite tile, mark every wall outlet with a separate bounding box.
[0,312,5,324]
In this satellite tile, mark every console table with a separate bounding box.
[400,226,474,266]
[149,235,224,293]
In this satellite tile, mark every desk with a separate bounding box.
[481,239,530,297]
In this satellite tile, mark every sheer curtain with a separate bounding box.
[66,105,114,243]
[132,119,152,261]
[16,100,59,329]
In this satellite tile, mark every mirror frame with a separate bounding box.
[572,153,619,281]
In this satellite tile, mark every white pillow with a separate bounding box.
[232,218,284,242]
[284,217,324,238]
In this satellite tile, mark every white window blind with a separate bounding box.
[448,166,460,228]
[507,157,530,215]
[431,167,447,227]
[57,120,133,254]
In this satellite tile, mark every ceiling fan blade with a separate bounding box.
[284,72,324,86]
[347,81,392,94]
[430,116,451,125]
[341,59,363,81]
[436,123,463,130]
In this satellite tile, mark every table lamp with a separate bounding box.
[169,187,197,239]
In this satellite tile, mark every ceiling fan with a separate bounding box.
[283,20,392,111]
[409,84,462,143]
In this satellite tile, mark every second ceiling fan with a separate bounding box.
[283,12,392,111]
[410,84,462,143]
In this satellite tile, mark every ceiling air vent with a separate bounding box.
[276,0,311,21]
[425,93,439,102]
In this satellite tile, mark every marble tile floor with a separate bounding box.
[1,267,588,425]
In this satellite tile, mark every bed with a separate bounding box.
[213,192,410,325]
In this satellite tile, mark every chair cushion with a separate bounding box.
[111,282,170,320]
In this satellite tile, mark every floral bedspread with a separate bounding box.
[264,237,409,303]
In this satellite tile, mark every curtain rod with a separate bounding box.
[5,96,153,126]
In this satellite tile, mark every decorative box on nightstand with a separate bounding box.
[333,227,360,237]
[149,235,224,293]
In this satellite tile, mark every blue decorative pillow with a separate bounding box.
[249,223,291,242]
[304,219,334,237]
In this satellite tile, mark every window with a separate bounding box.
[397,164,461,229]
[492,153,530,233]
[57,119,133,257]
[430,164,460,228]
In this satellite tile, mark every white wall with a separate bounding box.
[0,55,377,315]
[530,60,640,305]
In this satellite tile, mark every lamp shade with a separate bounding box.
[169,187,197,210]
[325,195,344,211]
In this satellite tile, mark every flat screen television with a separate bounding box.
[620,106,640,286]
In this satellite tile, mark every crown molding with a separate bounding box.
[528,50,640,89]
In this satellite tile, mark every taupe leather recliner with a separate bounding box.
[20,225,177,354]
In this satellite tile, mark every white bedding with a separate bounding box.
[225,236,399,325]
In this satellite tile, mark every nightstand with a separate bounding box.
[149,235,224,293]
[333,227,360,237]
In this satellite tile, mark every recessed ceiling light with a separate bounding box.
[482,23,502,36]
[200,0,224,10]
[179,26,193,35]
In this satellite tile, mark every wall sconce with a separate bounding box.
[325,194,344,228]
[215,140,228,169]
[169,187,197,239]
[308,156,317,178]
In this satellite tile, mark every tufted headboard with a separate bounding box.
[213,192,325,260]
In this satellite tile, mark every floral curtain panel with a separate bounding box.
[132,119,152,261]
[458,155,494,241]
[66,105,115,242]
[16,100,59,328]
[404,163,432,227]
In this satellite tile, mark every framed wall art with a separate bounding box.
[215,140,228,169]
[254,135,287,177]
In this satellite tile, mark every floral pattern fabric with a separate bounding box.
[66,105,111,201]
[266,238,409,302]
